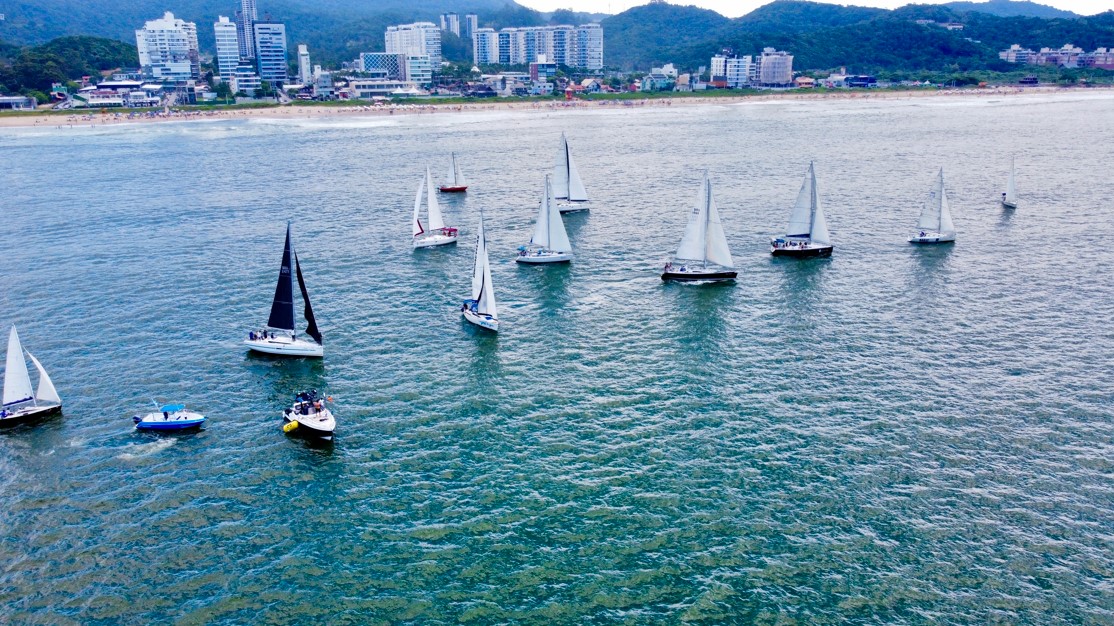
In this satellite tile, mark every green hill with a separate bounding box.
[942,0,1080,19]
[0,35,138,97]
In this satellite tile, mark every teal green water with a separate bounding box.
[1,93,1112,624]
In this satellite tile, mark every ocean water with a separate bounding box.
[1,92,1112,624]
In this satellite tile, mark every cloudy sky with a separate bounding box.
[517,0,1109,17]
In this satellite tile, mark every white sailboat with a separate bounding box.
[517,174,573,264]
[909,168,957,244]
[662,172,737,282]
[771,161,833,257]
[462,211,499,332]
[413,166,459,247]
[1002,158,1017,209]
[245,223,325,357]
[553,132,590,213]
[1,326,62,426]
[439,152,468,193]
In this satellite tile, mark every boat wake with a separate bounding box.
[117,438,176,460]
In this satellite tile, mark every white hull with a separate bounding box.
[908,232,955,244]
[1001,200,1017,209]
[245,336,323,357]
[283,406,335,437]
[413,232,458,248]
[463,307,498,332]
[557,200,590,213]
[516,250,572,264]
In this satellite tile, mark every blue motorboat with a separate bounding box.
[134,404,206,431]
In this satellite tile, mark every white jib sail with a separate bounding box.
[939,170,956,235]
[453,154,466,187]
[531,175,572,252]
[808,164,831,245]
[917,169,945,233]
[786,164,814,237]
[412,175,425,236]
[703,177,734,268]
[552,133,571,200]
[567,149,588,202]
[1005,159,1017,205]
[3,326,34,407]
[425,167,446,231]
[26,351,60,405]
[472,215,498,317]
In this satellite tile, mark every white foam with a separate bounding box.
[117,438,177,460]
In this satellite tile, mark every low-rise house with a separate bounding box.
[641,73,675,92]
[580,78,602,93]
[0,95,36,110]
[794,76,816,88]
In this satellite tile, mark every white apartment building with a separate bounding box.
[472,24,603,69]
[440,13,460,37]
[297,44,312,84]
[385,22,441,66]
[135,12,200,81]
[711,49,791,88]
[357,52,432,86]
[237,0,257,59]
[214,16,240,79]
[253,21,288,84]
[463,14,479,39]
[758,47,793,86]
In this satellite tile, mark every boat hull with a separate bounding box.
[1001,201,1017,209]
[135,411,206,432]
[283,410,335,439]
[439,185,467,193]
[462,307,498,332]
[662,270,737,282]
[771,245,832,257]
[413,232,459,248]
[0,403,61,428]
[557,200,590,214]
[245,337,323,357]
[516,251,572,264]
[908,233,955,244]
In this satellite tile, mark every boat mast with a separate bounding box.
[703,175,711,268]
[809,162,817,242]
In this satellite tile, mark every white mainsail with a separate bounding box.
[412,176,425,236]
[530,175,572,253]
[425,167,446,230]
[786,165,814,238]
[472,214,498,317]
[808,164,831,245]
[26,351,60,406]
[918,169,955,235]
[3,326,34,408]
[443,153,466,187]
[675,173,734,267]
[939,170,956,235]
[553,133,589,202]
[1005,158,1017,206]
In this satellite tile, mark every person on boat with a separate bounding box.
[665,262,673,272]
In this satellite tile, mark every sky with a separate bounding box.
[517,0,1109,18]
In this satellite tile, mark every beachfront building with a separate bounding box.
[297,44,312,85]
[998,44,1114,69]
[237,0,258,59]
[232,61,261,93]
[214,16,240,79]
[758,48,793,86]
[385,22,441,66]
[347,78,425,99]
[999,44,1034,64]
[440,13,460,37]
[472,23,603,69]
[253,21,288,84]
[530,55,557,82]
[357,52,433,86]
[711,54,757,88]
[136,12,200,82]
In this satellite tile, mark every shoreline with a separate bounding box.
[1,84,1108,129]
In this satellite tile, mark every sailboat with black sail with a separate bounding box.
[245,223,324,357]
[771,162,833,257]
[662,172,736,282]
[1,326,62,427]
[909,168,957,244]
[553,132,590,213]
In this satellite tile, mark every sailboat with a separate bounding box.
[771,161,833,257]
[1002,158,1018,209]
[413,166,459,247]
[662,172,737,282]
[553,132,590,213]
[439,152,468,193]
[517,174,573,264]
[244,222,325,357]
[909,168,957,244]
[461,211,499,332]
[1,326,62,427]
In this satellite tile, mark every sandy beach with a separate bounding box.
[0,85,1104,129]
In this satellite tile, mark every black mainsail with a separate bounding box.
[267,224,296,331]
[295,252,322,345]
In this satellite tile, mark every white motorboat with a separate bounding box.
[413,166,458,248]
[462,211,499,332]
[134,403,206,431]
[553,132,591,213]
[282,389,335,439]
[1002,158,1018,209]
[0,326,62,427]
[517,174,573,265]
[771,161,833,257]
[662,172,737,282]
[909,168,957,244]
[245,223,325,357]
[439,152,468,192]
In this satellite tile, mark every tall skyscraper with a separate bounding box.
[297,44,312,85]
[135,12,200,81]
[237,0,258,59]
[385,22,441,67]
[463,14,479,39]
[440,13,460,37]
[214,16,240,78]
[253,21,288,84]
